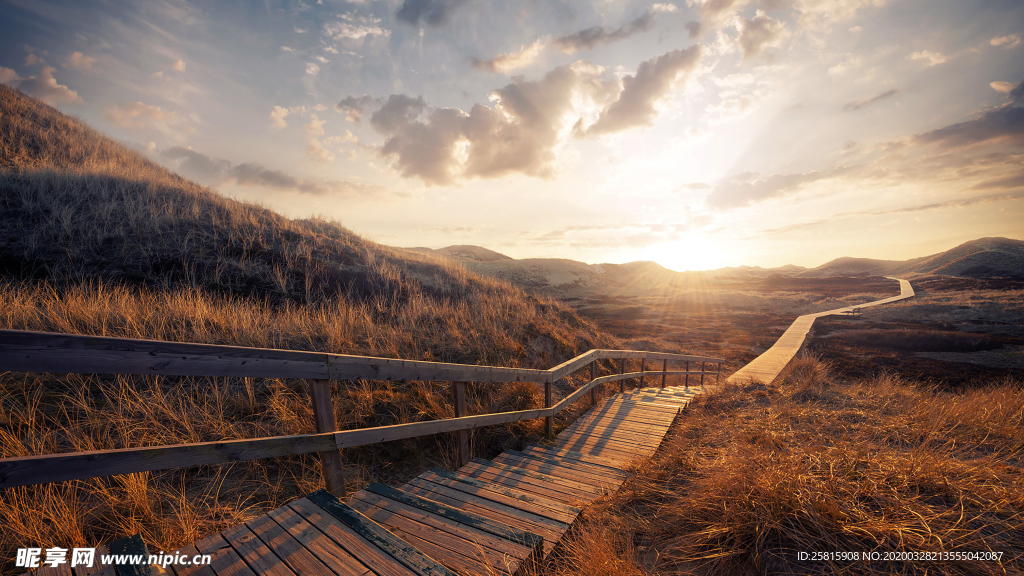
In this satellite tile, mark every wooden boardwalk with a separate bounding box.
[58,386,702,576]
[728,277,915,384]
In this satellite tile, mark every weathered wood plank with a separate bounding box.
[77,545,117,576]
[347,496,507,576]
[220,524,296,576]
[366,483,543,554]
[308,379,345,496]
[405,477,570,533]
[168,544,211,576]
[191,532,256,576]
[503,449,628,478]
[458,462,590,505]
[350,490,532,564]
[266,505,373,576]
[287,499,416,576]
[518,447,627,471]
[306,490,455,576]
[400,481,563,552]
[422,470,580,523]
[244,512,339,576]
[491,454,621,487]
[468,458,604,496]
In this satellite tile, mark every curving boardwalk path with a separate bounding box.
[727,277,915,384]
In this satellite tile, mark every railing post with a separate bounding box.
[545,380,554,438]
[307,378,345,496]
[590,361,597,405]
[661,359,667,389]
[453,381,470,467]
[619,358,626,393]
[685,360,690,388]
[700,361,706,388]
[640,358,645,389]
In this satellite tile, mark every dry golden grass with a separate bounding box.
[0,85,623,573]
[546,355,1024,575]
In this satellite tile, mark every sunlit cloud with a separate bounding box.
[908,50,947,66]
[65,52,96,70]
[471,39,545,73]
[990,34,1021,49]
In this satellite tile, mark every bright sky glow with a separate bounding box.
[2,0,1022,270]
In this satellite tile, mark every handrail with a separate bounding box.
[0,328,724,490]
[0,329,719,383]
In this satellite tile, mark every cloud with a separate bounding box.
[365,62,619,184]
[652,3,678,12]
[160,146,384,196]
[364,48,705,184]
[990,34,1021,49]
[65,52,96,70]
[913,81,1024,148]
[306,138,335,165]
[553,12,655,53]
[304,113,326,137]
[0,67,20,85]
[991,81,1014,94]
[336,95,381,123]
[324,14,390,39]
[471,39,545,73]
[585,45,703,135]
[908,50,946,66]
[270,105,291,129]
[305,63,320,75]
[172,59,186,72]
[842,88,897,112]
[738,10,787,61]
[103,101,195,139]
[12,65,83,105]
[706,166,855,209]
[685,21,702,38]
[395,0,468,26]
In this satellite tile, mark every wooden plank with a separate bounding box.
[266,505,372,576]
[308,379,345,496]
[523,446,640,468]
[365,483,543,554]
[491,454,621,488]
[220,524,296,576]
[351,490,533,563]
[191,532,256,576]
[399,482,563,553]
[406,476,571,533]
[347,496,509,575]
[306,490,455,576]
[557,437,658,457]
[518,447,627,471]
[244,512,340,576]
[457,462,592,504]
[422,469,580,522]
[107,534,151,576]
[558,425,668,445]
[467,459,604,496]
[492,451,624,483]
[502,450,628,479]
[288,499,416,576]
[25,560,71,576]
[168,544,211,576]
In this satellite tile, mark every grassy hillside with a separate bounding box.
[546,356,1024,575]
[0,84,619,568]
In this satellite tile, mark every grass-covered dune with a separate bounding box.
[0,84,620,569]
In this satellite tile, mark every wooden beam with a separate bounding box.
[308,379,345,496]
[0,330,723,383]
[589,361,597,406]
[453,382,470,467]
[639,358,645,388]
[700,361,706,387]
[661,359,667,389]
[544,381,553,438]
[685,360,689,388]
[619,359,626,394]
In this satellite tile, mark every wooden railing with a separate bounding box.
[0,329,724,493]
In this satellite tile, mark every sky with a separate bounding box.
[1,0,1023,271]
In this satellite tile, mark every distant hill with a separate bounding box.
[408,245,513,263]
[801,237,1024,278]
